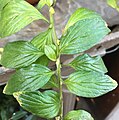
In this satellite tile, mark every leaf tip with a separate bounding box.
[3,84,11,95]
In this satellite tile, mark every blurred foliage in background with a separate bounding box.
[0,86,38,120]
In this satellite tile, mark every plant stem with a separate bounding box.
[56,57,63,120]
[49,7,63,120]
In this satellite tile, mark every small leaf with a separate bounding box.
[45,45,56,61]
[42,75,58,89]
[0,0,48,38]
[31,28,53,52]
[1,41,43,68]
[3,64,54,95]
[37,0,54,10]
[11,111,27,120]
[64,8,101,32]
[60,18,110,54]
[107,0,119,11]
[34,55,49,66]
[69,54,107,73]
[13,90,60,119]
[64,110,94,120]
[64,71,117,98]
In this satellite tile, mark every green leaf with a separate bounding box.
[37,0,55,10]
[64,71,117,98]
[11,111,27,120]
[25,115,37,120]
[64,8,101,32]
[3,64,54,95]
[107,0,119,11]
[13,90,60,119]
[0,0,11,11]
[1,41,43,68]
[34,55,49,66]
[64,110,94,120]
[60,18,110,54]
[42,75,58,89]
[45,45,56,61]
[31,28,53,52]
[0,0,48,38]
[69,54,107,73]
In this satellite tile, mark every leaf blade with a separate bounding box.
[1,41,43,68]
[60,18,110,54]
[0,0,11,11]
[13,90,60,119]
[31,28,53,52]
[69,54,107,73]
[64,71,117,98]
[64,8,101,32]
[3,64,54,95]
[45,45,56,61]
[64,110,94,120]
[0,0,48,38]
[107,0,119,11]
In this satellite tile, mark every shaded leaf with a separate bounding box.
[11,111,27,120]
[0,108,8,120]
[13,90,60,119]
[69,54,107,73]
[107,0,119,11]
[25,115,37,120]
[31,28,53,52]
[45,45,56,61]
[60,18,110,54]
[1,41,43,68]
[34,55,49,66]
[64,71,117,98]
[64,8,101,32]
[3,64,54,95]
[64,110,94,120]
[42,75,58,89]
[0,0,48,38]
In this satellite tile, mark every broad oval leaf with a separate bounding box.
[60,18,110,54]
[69,54,107,73]
[1,41,44,68]
[3,64,54,95]
[0,0,48,38]
[45,45,56,61]
[13,90,60,119]
[64,110,94,120]
[64,71,117,98]
[31,28,53,52]
[107,0,119,11]
[64,8,101,32]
